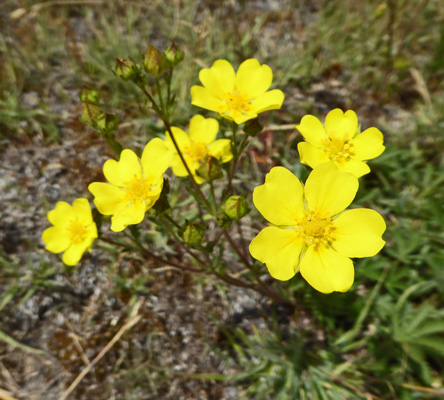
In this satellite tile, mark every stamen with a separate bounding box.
[67,221,88,244]
[294,210,335,250]
[321,135,355,163]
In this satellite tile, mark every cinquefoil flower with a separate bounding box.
[42,198,97,266]
[296,109,385,178]
[89,138,172,232]
[249,163,386,293]
[191,59,284,124]
[164,115,232,184]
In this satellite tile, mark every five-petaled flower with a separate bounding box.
[249,163,386,293]
[42,198,98,266]
[164,115,233,184]
[89,138,172,232]
[190,59,284,124]
[296,109,385,178]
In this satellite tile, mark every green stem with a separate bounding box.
[226,132,249,195]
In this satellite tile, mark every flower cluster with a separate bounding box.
[42,54,386,295]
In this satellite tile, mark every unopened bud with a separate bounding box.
[97,113,119,133]
[216,211,232,228]
[80,102,103,126]
[80,87,100,104]
[196,156,223,182]
[243,118,263,137]
[144,45,169,76]
[164,43,184,66]
[114,58,139,81]
[223,195,249,221]
[182,222,206,246]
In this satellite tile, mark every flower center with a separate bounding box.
[321,135,355,163]
[67,220,88,245]
[220,90,251,116]
[295,211,335,249]
[185,142,209,163]
[124,176,155,204]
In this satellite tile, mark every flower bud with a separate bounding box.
[114,58,139,81]
[80,87,100,104]
[223,195,250,221]
[80,102,103,126]
[164,43,184,66]
[243,118,263,137]
[196,156,223,182]
[144,45,169,76]
[182,222,206,246]
[97,113,119,133]
[216,211,232,228]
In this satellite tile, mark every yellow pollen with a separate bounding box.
[124,176,154,204]
[321,136,355,163]
[295,211,335,249]
[221,90,251,116]
[185,142,209,163]
[67,220,88,245]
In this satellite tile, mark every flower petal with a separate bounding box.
[141,137,173,177]
[42,227,70,253]
[235,59,272,99]
[103,149,141,187]
[189,115,219,145]
[325,109,358,140]
[232,112,258,125]
[253,166,305,225]
[297,142,330,168]
[62,243,88,266]
[110,201,146,232]
[338,159,371,178]
[249,90,284,114]
[332,209,386,258]
[199,59,235,98]
[208,139,233,163]
[295,115,326,147]
[47,201,75,229]
[353,127,385,161]
[88,182,126,215]
[72,198,93,225]
[304,163,358,218]
[190,86,223,113]
[249,226,303,281]
[300,246,354,293]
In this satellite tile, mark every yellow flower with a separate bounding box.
[88,138,172,232]
[42,198,97,266]
[296,109,385,178]
[190,59,284,124]
[249,163,386,293]
[164,115,233,184]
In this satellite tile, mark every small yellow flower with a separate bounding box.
[42,198,97,266]
[296,109,385,178]
[249,163,386,293]
[164,115,232,184]
[191,59,284,124]
[88,138,172,232]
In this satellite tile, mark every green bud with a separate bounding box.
[80,101,103,126]
[114,58,139,81]
[196,156,223,182]
[243,118,263,137]
[182,222,206,246]
[216,211,232,228]
[144,45,169,76]
[80,87,100,104]
[164,42,184,66]
[223,195,250,221]
[97,113,119,133]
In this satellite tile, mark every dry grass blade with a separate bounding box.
[58,299,143,400]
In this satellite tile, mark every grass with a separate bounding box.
[1,0,444,398]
